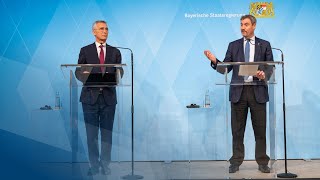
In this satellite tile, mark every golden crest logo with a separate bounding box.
[250,2,275,18]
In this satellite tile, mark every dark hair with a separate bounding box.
[240,15,256,25]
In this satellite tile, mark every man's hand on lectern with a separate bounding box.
[256,70,265,80]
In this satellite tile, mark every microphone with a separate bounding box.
[113,46,133,63]
[110,45,143,179]
[271,47,284,62]
[113,46,133,53]
[271,47,297,178]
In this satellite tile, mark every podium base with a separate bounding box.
[122,174,144,180]
[277,172,297,178]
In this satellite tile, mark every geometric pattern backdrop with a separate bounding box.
[1,0,320,162]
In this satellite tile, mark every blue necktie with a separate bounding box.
[244,39,250,80]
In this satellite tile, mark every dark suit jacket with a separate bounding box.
[75,43,122,105]
[211,37,274,103]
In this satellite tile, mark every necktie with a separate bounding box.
[99,44,105,73]
[244,39,250,80]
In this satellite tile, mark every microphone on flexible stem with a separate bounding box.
[114,46,143,180]
[114,46,133,76]
[272,48,283,62]
[114,46,133,56]
[272,47,297,178]
[114,46,133,65]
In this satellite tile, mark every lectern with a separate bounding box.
[215,61,282,179]
[60,64,132,178]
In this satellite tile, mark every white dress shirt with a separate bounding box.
[243,36,255,82]
[95,42,106,60]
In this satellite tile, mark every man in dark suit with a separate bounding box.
[204,15,273,173]
[75,20,122,176]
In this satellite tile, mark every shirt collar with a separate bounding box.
[95,42,106,48]
[244,36,255,42]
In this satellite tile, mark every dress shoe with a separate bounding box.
[258,165,270,173]
[101,167,111,175]
[229,164,239,173]
[87,167,99,176]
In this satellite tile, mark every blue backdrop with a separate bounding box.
[1,0,320,166]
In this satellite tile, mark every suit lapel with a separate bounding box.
[237,37,261,62]
[254,38,261,62]
[105,45,113,64]
[238,39,245,62]
[89,43,100,64]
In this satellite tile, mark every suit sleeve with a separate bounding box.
[78,47,86,64]
[263,41,274,81]
[75,48,90,82]
[211,42,233,74]
[116,49,124,78]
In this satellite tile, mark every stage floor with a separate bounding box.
[39,160,320,179]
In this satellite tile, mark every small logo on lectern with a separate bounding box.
[250,2,275,18]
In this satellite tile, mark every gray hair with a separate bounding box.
[92,20,107,30]
[240,15,257,25]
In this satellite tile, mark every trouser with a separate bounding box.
[82,94,116,169]
[229,86,270,166]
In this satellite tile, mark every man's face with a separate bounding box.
[93,22,108,43]
[241,18,256,39]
